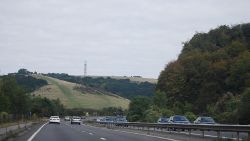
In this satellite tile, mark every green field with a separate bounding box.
[32,75,130,109]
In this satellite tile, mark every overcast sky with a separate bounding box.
[0,0,250,78]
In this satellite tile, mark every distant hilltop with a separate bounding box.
[76,75,158,84]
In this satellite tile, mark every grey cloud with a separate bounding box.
[1,0,250,78]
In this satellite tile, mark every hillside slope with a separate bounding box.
[156,23,250,123]
[31,75,130,109]
[47,73,156,99]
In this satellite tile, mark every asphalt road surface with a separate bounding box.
[12,120,248,141]
[25,121,183,141]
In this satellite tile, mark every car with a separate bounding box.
[96,117,105,122]
[157,117,169,124]
[64,116,70,121]
[102,116,115,123]
[168,115,190,131]
[114,116,128,126]
[49,116,60,124]
[194,116,216,124]
[71,116,81,125]
[168,115,190,124]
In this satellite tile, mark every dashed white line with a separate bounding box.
[100,137,107,140]
[112,129,181,141]
[89,132,94,135]
[84,124,181,141]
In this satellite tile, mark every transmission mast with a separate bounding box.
[84,60,87,77]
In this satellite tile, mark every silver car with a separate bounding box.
[71,116,81,125]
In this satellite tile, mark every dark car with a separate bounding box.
[114,116,128,126]
[157,117,169,124]
[194,116,216,124]
[168,115,190,131]
[168,115,190,124]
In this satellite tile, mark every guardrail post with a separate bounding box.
[236,132,239,141]
[202,130,205,138]
[247,132,250,141]
[217,131,220,140]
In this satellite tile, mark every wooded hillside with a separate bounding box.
[156,23,250,123]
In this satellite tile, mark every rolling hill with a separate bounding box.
[46,73,156,99]
[31,75,130,110]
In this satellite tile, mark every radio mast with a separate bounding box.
[84,61,87,77]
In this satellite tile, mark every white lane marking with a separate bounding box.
[112,129,181,141]
[100,137,106,140]
[84,124,180,140]
[27,122,48,141]
[89,132,94,135]
[81,131,86,133]
[85,124,244,141]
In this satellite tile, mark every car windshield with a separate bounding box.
[201,117,215,123]
[173,116,188,121]
[160,118,169,122]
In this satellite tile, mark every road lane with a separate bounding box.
[32,123,96,141]
[12,120,247,141]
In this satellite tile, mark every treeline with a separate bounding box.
[127,23,250,124]
[64,107,126,117]
[0,75,64,119]
[46,73,155,99]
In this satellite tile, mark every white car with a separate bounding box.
[64,116,70,121]
[49,116,60,124]
[71,116,81,125]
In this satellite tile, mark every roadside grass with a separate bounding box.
[32,75,130,110]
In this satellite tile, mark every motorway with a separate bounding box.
[14,121,188,141]
[11,120,249,141]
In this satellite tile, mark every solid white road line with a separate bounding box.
[27,122,48,141]
[100,137,107,140]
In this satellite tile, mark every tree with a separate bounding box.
[0,76,31,118]
[153,91,168,108]
[0,79,10,113]
[127,96,152,122]
[238,88,250,124]
[144,107,161,123]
